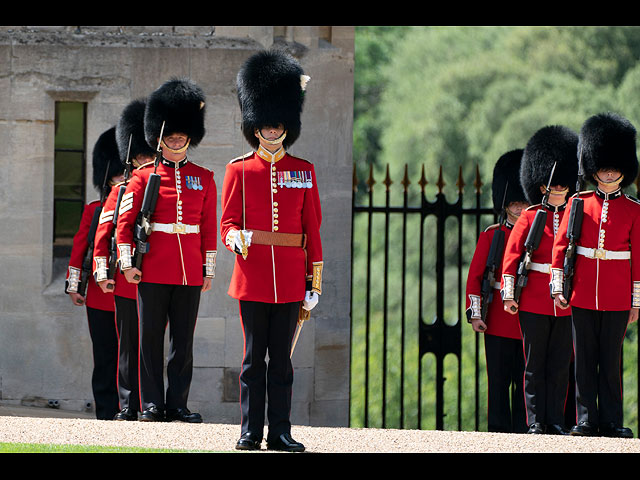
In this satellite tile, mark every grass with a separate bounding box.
[0,442,222,453]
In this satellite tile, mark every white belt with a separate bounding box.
[528,262,551,274]
[576,246,630,260]
[151,222,200,234]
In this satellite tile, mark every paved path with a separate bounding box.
[1,404,639,453]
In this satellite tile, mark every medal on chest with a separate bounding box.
[185,175,203,190]
[276,170,313,188]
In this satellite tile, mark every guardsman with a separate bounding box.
[465,149,529,433]
[93,99,157,421]
[221,49,322,452]
[501,125,578,435]
[116,78,217,423]
[551,112,639,438]
[65,127,122,420]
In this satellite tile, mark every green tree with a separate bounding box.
[351,25,640,433]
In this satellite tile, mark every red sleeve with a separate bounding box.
[302,169,322,275]
[551,196,572,270]
[68,202,99,270]
[116,169,146,250]
[310,164,322,227]
[501,210,531,280]
[93,186,119,269]
[66,201,100,293]
[219,162,242,252]
[466,229,491,302]
[200,169,218,262]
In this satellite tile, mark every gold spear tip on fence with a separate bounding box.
[418,165,428,192]
[474,164,483,195]
[401,164,410,192]
[383,164,393,191]
[366,163,376,192]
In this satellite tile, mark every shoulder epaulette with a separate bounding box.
[136,160,155,170]
[229,152,253,164]
[483,223,500,233]
[625,194,640,205]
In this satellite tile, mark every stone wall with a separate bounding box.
[0,26,354,427]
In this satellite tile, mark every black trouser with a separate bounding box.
[86,306,119,420]
[114,295,139,412]
[519,311,573,427]
[239,300,300,441]
[484,333,527,433]
[137,282,201,412]
[571,306,628,427]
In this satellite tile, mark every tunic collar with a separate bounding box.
[161,157,188,169]
[595,187,623,200]
[257,145,286,163]
[542,200,567,213]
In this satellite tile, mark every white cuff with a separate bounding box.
[118,244,133,270]
[467,294,482,320]
[550,268,564,296]
[205,250,217,278]
[94,256,109,282]
[501,274,515,301]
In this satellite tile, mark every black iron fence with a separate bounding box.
[349,162,639,433]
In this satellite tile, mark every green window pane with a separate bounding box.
[53,101,86,255]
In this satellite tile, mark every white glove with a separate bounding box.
[302,291,318,311]
[227,229,252,255]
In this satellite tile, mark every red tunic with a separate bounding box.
[466,223,521,339]
[66,200,115,312]
[93,184,137,300]
[220,149,322,304]
[551,190,640,311]
[502,204,571,317]
[116,158,217,286]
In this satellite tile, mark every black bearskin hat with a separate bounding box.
[116,98,156,165]
[579,112,638,188]
[491,149,528,214]
[92,127,123,191]
[237,49,307,150]
[520,125,579,205]
[144,77,206,149]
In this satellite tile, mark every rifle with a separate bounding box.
[561,198,584,304]
[78,159,111,298]
[480,183,508,323]
[78,206,103,299]
[131,122,164,281]
[106,135,133,287]
[560,145,585,304]
[514,162,556,303]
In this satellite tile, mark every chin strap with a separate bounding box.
[257,129,287,146]
[161,137,191,154]
[594,173,624,187]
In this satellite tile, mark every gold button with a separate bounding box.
[273,226,279,231]
[273,213,278,218]
[273,202,278,207]
[273,208,279,213]
[273,219,279,224]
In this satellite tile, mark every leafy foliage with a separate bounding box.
[352,26,640,432]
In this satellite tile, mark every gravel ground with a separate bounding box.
[2,408,640,453]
